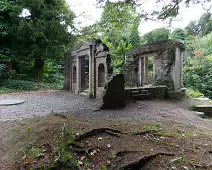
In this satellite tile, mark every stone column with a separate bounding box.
[174,47,181,89]
[76,55,80,94]
[143,57,148,84]
[70,55,72,91]
[138,56,144,86]
[88,45,93,98]
[180,50,184,87]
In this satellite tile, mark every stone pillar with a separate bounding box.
[143,57,148,84]
[138,56,144,86]
[153,56,155,83]
[88,45,93,97]
[76,55,80,93]
[174,47,181,89]
[70,56,72,91]
[180,50,184,87]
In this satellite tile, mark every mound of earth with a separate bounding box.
[0,114,212,170]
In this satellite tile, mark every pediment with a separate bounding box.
[77,42,90,51]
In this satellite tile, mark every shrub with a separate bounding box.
[184,34,212,99]
[1,79,38,91]
[0,64,6,81]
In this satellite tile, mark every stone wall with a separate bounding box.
[125,86,167,99]
[125,40,184,91]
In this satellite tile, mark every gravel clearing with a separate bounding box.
[0,90,212,131]
[0,90,99,121]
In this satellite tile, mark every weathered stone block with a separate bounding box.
[100,74,125,109]
[165,88,186,100]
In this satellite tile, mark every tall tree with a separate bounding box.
[16,0,75,81]
[186,13,212,37]
[99,1,140,72]
[97,0,211,21]
[129,18,141,47]
[0,0,21,65]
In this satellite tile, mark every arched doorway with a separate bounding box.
[73,66,76,83]
[98,63,105,87]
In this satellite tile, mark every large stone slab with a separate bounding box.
[192,105,212,117]
[0,99,25,106]
[100,74,125,109]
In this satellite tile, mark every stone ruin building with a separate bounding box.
[65,39,185,102]
[125,39,185,99]
[64,39,111,98]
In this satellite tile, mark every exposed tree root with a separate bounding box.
[115,150,143,157]
[74,128,121,142]
[120,152,174,170]
[132,130,157,135]
[188,162,211,169]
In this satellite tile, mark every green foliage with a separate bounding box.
[129,18,141,47]
[185,12,212,37]
[41,60,63,81]
[0,0,75,86]
[187,88,204,98]
[1,79,38,91]
[0,64,6,81]
[143,28,170,44]
[0,0,21,62]
[171,28,186,40]
[53,123,77,168]
[184,34,212,99]
[105,40,132,73]
[99,2,136,31]
[99,2,140,72]
[97,0,210,20]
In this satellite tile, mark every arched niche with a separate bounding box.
[98,63,105,87]
[73,66,76,83]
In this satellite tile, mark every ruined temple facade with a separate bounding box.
[64,40,111,98]
[125,40,185,98]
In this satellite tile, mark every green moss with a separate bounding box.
[187,88,204,98]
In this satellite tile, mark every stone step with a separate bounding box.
[132,93,151,99]
[131,90,140,95]
[192,105,212,117]
[141,90,148,94]
[84,89,89,93]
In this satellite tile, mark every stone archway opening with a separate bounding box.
[65,39,110,98]
[98,63,105,87]
[73,66,76,83]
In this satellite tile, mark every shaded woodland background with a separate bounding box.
[0,0,212,99]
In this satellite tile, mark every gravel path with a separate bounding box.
[0,91,99,121]
[0,90,212,131]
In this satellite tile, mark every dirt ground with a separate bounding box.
[0,114,212,170]
[0,91,212,169]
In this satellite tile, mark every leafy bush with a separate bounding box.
[0,64,6,81]
[1,79,38,91]
[40,60,64,89]
[184,34,212,99]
